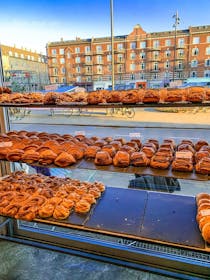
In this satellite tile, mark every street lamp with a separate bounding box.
[110,0,115,90]
[0,45,4,87]
[172,11,180,82]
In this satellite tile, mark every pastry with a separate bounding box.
[84,146,101,159]
[172,158,193,172]
[195,157,210,174]
[53,205,70,220]
[150,155,171,169]
[102,145,116,157]
[106,90,123,103]
[201,222,210,243]
[67,146,84,160]
[195,140,209,151]
[75,200,91,214]
[94,151,112,165]
[143,89,160,103]
[6,149,24,162]
[130,151,150,166]
[113,151,130,167]
[121,90,140,104]
[38,149,58,165]
[87,91,106,104]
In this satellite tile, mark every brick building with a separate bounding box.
[0,45,49,91]
[47,24,210,89]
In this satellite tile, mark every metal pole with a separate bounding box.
[172,11,180,82]
[110,0,115,90]
[0,45,4,87]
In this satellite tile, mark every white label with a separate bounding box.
[129,132,141,138]
[74,131,86,136]
[200,209,210,216]
[0,141,13,147]
[175,151,192,159]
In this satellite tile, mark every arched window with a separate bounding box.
[192,47,199,56]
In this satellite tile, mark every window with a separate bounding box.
[52,49,57,55]
[20,54,24,59]
[107,54,112,62]
[193,37,200,44]
[117,43,123,50]
[164,72,170,79]
[165,61,170,69]
[76,76,81,82]
[130,52,136,60]
[86,66,91,73]
[107,44,111,51]
[97,65,103,73]
[31,56,34,61]
[140,62,145,70]
[108,65,112,72]
[85,46,91,53]
[8,51,13,56]
[38,57,41,62]
[75,57,80,63]
[165,39,171,46]
[53,68,58,75]
[140,73,145,80]
[14,52,18,57]
[66,51,71,59]
[62,77,66,83]
[130,42,136,49]
[153,73,158,80]
[177,61,183,69]
[153,40,159,48]
[207,36,210,43]
[192,47,199,55]
[96,45,102,52]
[97,55,102,63]
[204,70,210,77]
[177,49,184,57]
[117,65,123,73]
[54,78,58,83]
[140,51,146,59]
[59,48,64,55]
[76,66,80,73]
[85,56,91,62]
[165,50,171,58]
[27,55,30,60]
[178,38,184,47]
[86,76,92,82]
[206,47,210,55]
[205,59,210,66]
[117,54,124,62]
[191,71,197,77]
[61,67,65,74]
[191,60,198,67]
[130,63,136,70]
[140,41,146,49]
[60,58,65,64]
[75,47,80,53]
[130,74,135,80]
[153,51,159,59]
[153,62,158,70]
[177,72,183,79]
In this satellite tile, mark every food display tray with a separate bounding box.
[34,187,208,252]
[1,102,210,108]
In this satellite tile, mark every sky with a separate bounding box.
[0,0,210,54]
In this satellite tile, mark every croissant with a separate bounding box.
[38,149,58,165]
[75,200,91,214]
[21,149,40,163]
[53,204,70,220]
[6,149,24,162]
[54,152,76,167]
[67,146,84,160]
[84,146,101,159]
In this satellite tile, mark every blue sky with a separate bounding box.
[0,0,210,53]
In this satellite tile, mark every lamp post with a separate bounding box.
[110,0,115,90]
[0,45,4,87]
[172,11,180,82]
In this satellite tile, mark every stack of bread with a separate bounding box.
[0,86,209,105]
[196,193,210,243]
[0,171,105,221]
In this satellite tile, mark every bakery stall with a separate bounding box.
[0,87,210,279]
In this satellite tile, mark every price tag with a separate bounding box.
[129,132,141,138]
[175,151,192,159]
[200,209,210,216]
[74,131,86,136]
[0,141,13,147]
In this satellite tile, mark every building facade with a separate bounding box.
[1,45,49,92]
[47,24,210,89]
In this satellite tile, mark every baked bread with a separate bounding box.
[38,149,58,165]
[201,223,210,243]
[6,149,24,162]
[150,154,171,169]
[186,87,205,103]
[119,145,136,155]
[172,158,193,172]
[163,89,183,103]
[87,91,106,104]
[121,90,140,104]
[143,89,160,103]
[195,140,209,151]
[54,152,76,167]
[84,146,101,159]
[130,151,150,166]
[195,157,210,174]
[113,151,130,167]
[94,151,112,165]
[102,145,116,157]
[106,90,123,103]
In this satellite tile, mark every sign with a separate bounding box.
[175,151,192,159]
[129,132,141,138]
[74,131,86,136]
[44,84,59,91]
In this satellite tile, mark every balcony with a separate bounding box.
[84,61,93,65]
[176,45,185,49]
[175,67,184,71]
[84,72,93,75]
[150,68,160,72]
[148,57,161,62]
[84,51,92,55]
[114,48,126,53]
[94,60,104,65]
[147,46,161,51]
[176,56,185,60]
[116,59,125,63]
[93,50,104,55]
[95,71,103,75]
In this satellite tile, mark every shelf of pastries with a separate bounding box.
[0,87,210,108]
[0,130,209,181]
[0,171,209,252]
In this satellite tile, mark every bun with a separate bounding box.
[94,151,112,165]
[113,151,130,167]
